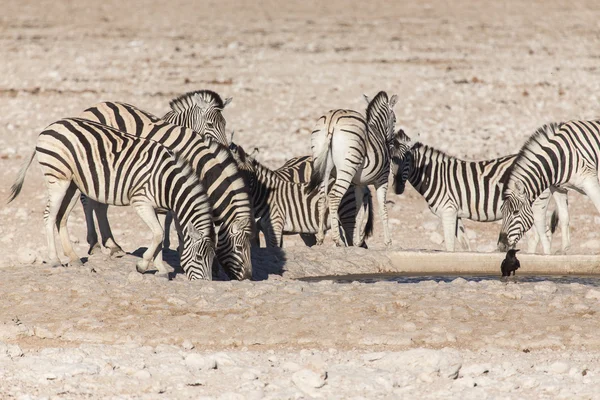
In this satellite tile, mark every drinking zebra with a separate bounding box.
[308,91,408,247]
[273,155,373,247]
[229,143,373,247]
[499,121,599,250]
[162,90,232,146]
[80,101,254,280]
[9,118,215,280]
[391,137,570,253]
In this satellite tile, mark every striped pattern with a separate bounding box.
[308,91,403,246]
[80,101,253,280]
[500,121,599,249]
[274,155,374,246]
[9,118,215,280]
[395,141,570,253]
[162,90,232,146]
[230,144,372,247]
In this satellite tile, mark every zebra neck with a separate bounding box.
[509,162,555,202]
[251,160,283,188]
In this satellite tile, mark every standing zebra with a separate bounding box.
[308,91,406,247]
[162,90,232,146]
[391,137,570,253]
[229,144,372,247]
[273,155,373,247]
[80,101,254,280]
[499,121,599,250]
[9,118,215,280]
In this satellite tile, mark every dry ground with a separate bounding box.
[1,1,600,398]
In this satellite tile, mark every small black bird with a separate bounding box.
[501,249,520,277]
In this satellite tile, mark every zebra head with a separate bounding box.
[364,91,398,146]
[498,180,534,251]
[181,222,216,280]
[217,217,254,280]
[166,90,232,145]
[390,129,414,195]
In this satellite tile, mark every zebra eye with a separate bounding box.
[512,210,520,216]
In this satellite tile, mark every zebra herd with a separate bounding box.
[7,88,600,280]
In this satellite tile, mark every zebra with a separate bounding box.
[308,91,408,247]
[229,143,373,247]
[8,118,215,280]
[162,90,232,146]
[272,155,374,247]
[391,136,570,254]
[80,101,254,280]
[499,120,600,250]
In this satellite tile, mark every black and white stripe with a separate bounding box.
[500,121,599,249]
[9,118,215,280]
[308,91,407,247]
[162,90,232,146]
[80,101,253,280]
[229,144,372,247]
[393,140,570,253]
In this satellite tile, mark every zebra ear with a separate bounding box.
[223,97,233,108]
[389,94,398,108]
[363,94,371,104]
[187,222,203,241]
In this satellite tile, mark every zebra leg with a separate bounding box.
[162,211,174,250]
[375,183,392,247]
[81,194,101,255]
[43,179,73,268]
[440,210,458,251]
[56,182,83,267]
[526,228,540,254]
[532,190,552,254]
[132,203,170,278]
[352,186,366,247]
[552,187,570,253]
[456,218,471,251]
[92,200,125,257]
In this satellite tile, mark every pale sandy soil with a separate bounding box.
[1,0,600,398]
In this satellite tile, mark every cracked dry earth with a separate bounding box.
[2,0,600,399]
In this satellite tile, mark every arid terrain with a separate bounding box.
[1,0,600,398]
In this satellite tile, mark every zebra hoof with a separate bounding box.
[136,260,151,273]
[88,243,102,255]
[154,271,170,280]
[109,246,126,258]
[49,260,63,268]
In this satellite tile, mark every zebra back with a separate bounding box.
[162,90,232,146]
[80,102,253,280]
[37,117,215,279]
[407,142,516,222]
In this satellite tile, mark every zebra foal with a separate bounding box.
[308,91,409,247]
[80,100,254,280]
[500,121,600,250]
[229,144,373,247]
[9,118,215,280]
[391,135,570,254]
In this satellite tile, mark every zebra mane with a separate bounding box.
[501,121,564,197]
[365,91,394,142]
[168,90,225,113]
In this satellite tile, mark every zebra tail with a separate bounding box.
[306,133,333,193]
[8,149,36,203]
[364,188,374,239]
[550,209,559,234]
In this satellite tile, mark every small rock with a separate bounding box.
[534,282,558,294]
[182,340,195,350]
[128,271,144,283]
[134,369,152,379]
[282,361,301,372]
[292,368,327,392]
[211,352,235,368]
[242,370,258,380]
[17,248,37,265]
[363,352,386,362]
[34,326,55,339]
[548,361,570,374]
[585,289,600,300]
[185,354,209,370]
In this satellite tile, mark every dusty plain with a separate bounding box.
[1,1,600,398]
